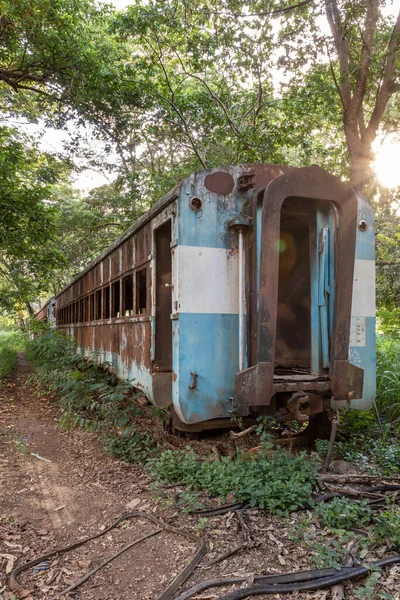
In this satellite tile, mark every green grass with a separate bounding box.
[376,335,400,434]
[0,329,26,381]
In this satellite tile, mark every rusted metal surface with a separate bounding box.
[204,171,235,195]
[51,163,373,428]
[236,165,358,408]
[276,392,323,422]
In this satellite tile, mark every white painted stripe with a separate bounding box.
[175,245,239,314]
[351,259,375,317]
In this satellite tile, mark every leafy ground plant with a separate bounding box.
[376,335,400,434]
[147,443,319,515]
[315,497,373,530]
[0,329,26,380]
[26,329,149,444]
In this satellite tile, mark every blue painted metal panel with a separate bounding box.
[355,197,375,260]
[177,173,245,249]
[172,313,238,423]
[349,317,376,410]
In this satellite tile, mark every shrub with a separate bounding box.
[372,505,400,549]
[148,443,319,515]
[27,331,142,433]
[315,497,373,530]
[376,335,400,433]
[0,329,26,380]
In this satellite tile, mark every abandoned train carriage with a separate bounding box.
[53,164,376,430]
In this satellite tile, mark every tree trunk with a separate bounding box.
[349,151,373,192]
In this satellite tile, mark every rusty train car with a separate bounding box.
[47,164,375,431]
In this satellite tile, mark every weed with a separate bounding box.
[105,429,156,465]
[13,436,28,454]
[315,497,373,530]
[173,491,206,513]
[194,517,210,531]
[310,538,346,570]
[371,505,400,549]
[0,329,26,380]
[148,443,319,514]
[353,566,392,599]
[376,335,400,434]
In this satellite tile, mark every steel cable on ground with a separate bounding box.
[9,511,206,600]
[216,555,400,599]
[175,556,400,600]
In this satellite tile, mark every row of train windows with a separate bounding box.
[57,268,147,325]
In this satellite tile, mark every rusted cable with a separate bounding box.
[57,528,163,597]
[9,511,206,600]
[216,555,400,599]
[173,493,248,516]
[175,566,356,600]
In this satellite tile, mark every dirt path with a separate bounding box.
[1,357,399,600]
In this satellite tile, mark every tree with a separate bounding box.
[0,126,68,314]
[277,0,400,191]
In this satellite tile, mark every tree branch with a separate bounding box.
[324,0,352,107]
[349,0,379,122]
[366,7,400,141]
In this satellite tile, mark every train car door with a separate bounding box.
[154,219,172,370]
[235,166,357,407]
[153,220,173,407]
[274,199,335,376]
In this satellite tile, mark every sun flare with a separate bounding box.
[374,141,400,189]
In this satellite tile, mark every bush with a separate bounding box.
[315,497,373,530]
[27,331,142,433]
[376,335,400,433]
[372,505,400,549]
[0,329,26,380]
[148,442,319,515]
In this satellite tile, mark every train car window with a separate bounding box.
[111,280,120,318]
[90,294,95,321]
[136,268,147,314]
[122,274,134,316]
[95,290,102,320]
[80,299,85,323]
[103,286,110,319]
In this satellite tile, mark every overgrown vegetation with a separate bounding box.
[27,329,400,522]
[148,444,319,515]
[27,329,147,435]
[27,329,319,514]
[376,335,400,434]
[0,329,26,381]
[315,497,373,530]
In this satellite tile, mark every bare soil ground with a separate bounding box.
[1,356,399,600]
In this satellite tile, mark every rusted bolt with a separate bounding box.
[189,197,203,212]
[358,219,368,231]
[189,371,198,390]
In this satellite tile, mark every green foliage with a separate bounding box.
[173,491,206,514]
[372,505,400,549]
[0,127,69,314]
[0,329,26,380]
[26,330,143,434]
[376,335,400,433]
[105,428,156,464]
[310,538,347,570]
[353,567,391,600]
[148,443,319,515]
[315,497,373,530]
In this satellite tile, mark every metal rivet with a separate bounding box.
[189,197,203,212]
[358,219,368,231]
